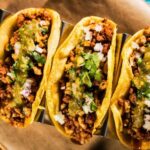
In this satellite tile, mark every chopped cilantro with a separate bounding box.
[92,53,100,67]
[68,68,76,80]
[31,51,46,64]
[90,101,97,111]
[95,70,101,81]
[137,58,142,65]
[80,71,92,87]
[41,28,49,35]
[136,82,150,99]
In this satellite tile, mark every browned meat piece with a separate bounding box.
[62,95,71,103]
[129,93,136,104]
[96,34,104,42]
[99,80,107,90]
[0,66,7,75]
[103,43,110,54]
[16,14,25,27]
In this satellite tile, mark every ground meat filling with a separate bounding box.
[118,27,150,140]
[0,10,51,126]
[55,19,113,144]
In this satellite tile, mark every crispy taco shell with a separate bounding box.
[0,8,61,127]
[46,16,117,143]
[111,28,150,149]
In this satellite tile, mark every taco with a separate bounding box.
[46,16,117,144]
[111,27,150,149]
[0,8,61,127]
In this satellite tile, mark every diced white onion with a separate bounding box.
[143,120,150,131]
[14,42,21,55]
[144,108,150,113]
[144,114,150,120]
[145,100,150,107]
[35,45,43,53]
[7,72,14,79]
[135,52,141,59]
[39,20,47,26]
[143,114,150,131]
[82,105,93,114]
[83,27,92,41]
[95,24,102,32]
[146,75,150,83]
[20,89,31,98]
[60,86,66,90]
[98,52,106,62]
[85,31,92,41]
[83,27,89,33]
[132,42,140,49]
[24,79,33,89]
[94,43,103,52]
[54,112,65,125]
[85,97,93,106]
[20,79,33,98]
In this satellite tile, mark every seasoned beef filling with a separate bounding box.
[54,19,114,144]
[118,27,150,140]
[0,10,51,126]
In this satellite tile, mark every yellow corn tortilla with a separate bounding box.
[46,16,117,138]
[0,8,61,127]
[111,28,150,149]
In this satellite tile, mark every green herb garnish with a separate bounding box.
[31,51,46,64]
[90,101,97,111]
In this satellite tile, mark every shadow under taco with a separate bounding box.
[0,8,61,127]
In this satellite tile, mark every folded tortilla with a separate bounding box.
[46,16,117,144]
[0,8,61,127]
[111,27,150,149]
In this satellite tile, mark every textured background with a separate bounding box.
[0,0,150,150]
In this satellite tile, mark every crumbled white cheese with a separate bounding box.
[95,24,102,32]
[14,42,21,55]
[145,100,150,107]
[94,43,103,52]
[39,20,47,26]
[54,112,65,125]
[35,45,43,53]
[132,42,140,49]
[82,105,93,114]
[20,79,33,98]
[143,114,150,131]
